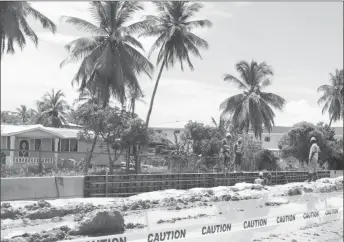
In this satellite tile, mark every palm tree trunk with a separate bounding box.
[145,59,166,129]
[0,28,2,63]
[106,141,114,175]
[329,116,333,127]
[83,135,98,175]
[132,101,135,118]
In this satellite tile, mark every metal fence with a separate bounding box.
[84,170,331,197]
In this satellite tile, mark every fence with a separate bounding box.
[84,170,331,197]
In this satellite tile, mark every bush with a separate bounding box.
[256,149,278,171]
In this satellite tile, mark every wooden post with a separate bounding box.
[105,169,108,197]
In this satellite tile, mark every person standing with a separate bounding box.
[234,137,243,172]
[308,137,321,182]
[221,133,232,172]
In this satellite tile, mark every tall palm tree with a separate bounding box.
[60,1,153,107]
[317,69,343,127]
[0,1,56,60]
[126,87,146,117]
[220,60,286,139]
[138,1,212,129]
[15,105,36,124]
[73,87,102,108]
[35,89,69,128]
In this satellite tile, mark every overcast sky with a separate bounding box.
[1,2,343,128]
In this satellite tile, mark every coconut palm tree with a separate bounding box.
[126,87,146,117]
[317,69,343,127]
[73,87,102,108]
[211,116,234,137]
[220,60,286,139]
[60,1,153,107]
[15,105,36,124]
[138,1,212,129]
[0,1,56,60]
[35,89,69,128]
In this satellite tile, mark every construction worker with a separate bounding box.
[221,133,232,172]
[234,137,243,172]
[308,137,321,182]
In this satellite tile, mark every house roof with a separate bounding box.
[0,124,80,139]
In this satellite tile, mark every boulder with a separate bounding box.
[74,210,124,236]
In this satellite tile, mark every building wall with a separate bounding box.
[1,176,84,201]
[1,136,7,150]
[153,128,184,144]
[260,133,284,150]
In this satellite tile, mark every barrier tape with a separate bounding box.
[62,207,343,242]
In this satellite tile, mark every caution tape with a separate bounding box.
[63,207,343,242]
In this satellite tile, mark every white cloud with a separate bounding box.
[274,99,342,127]
[234,2,253,7]
[30,2,91,23]
[37,32,76,45]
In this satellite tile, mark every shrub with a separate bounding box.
[256,149,278,171]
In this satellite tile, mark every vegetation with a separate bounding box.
[138,1,212,129]
[278,121,343,169]
[220,60,286,139]
[1,2,343,177]
[317,69,343,127]
[0,1,56,61]
[35,89,70,128]
[60,1,153,107]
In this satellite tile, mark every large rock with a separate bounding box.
[74,210,124,236]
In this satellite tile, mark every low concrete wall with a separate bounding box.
[330,170,343,178]
[1,176,84,201]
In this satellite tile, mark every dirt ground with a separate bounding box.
[1,177,343,242]
[256,219,343,242]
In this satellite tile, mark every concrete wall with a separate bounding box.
[1,176,85,201]
[330,170,343,178]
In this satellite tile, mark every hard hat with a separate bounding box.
[310,137,316,142]
[226,132,232,137]
[259,172,263,177]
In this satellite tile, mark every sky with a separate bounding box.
[1,1,343,129]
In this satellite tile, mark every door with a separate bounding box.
[19,140,29,157]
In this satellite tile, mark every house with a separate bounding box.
[0,124,126,168]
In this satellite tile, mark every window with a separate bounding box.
[60,139,70,152]
[7,137,10,150]
[69,139,78,152]
[34,139,41,151]
[264,136,271,142]
[52,139,55,151]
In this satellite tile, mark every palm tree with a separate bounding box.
[15,105,36,124]
[0,1,56,60]
[35,89,69,128]
[317,69,343,127]
[60,1,153,107]
[126,87,146,117]
[73,87,102,108]
[220,60,286,139]
[138,1,212,129]
[211,116,233,136]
